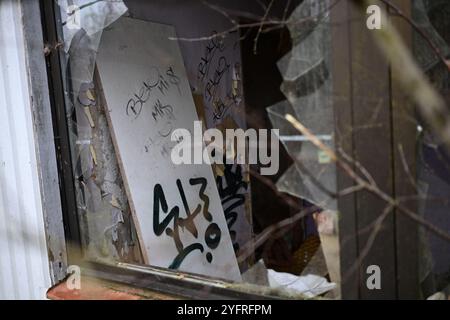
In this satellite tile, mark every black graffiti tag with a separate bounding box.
[197,31,225,81]
[216,163,248,253]
[153,178,222,269]
[126,66,180,119]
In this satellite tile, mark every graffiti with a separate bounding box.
[216,162,248,253]
[126,66,180,119]
[152,99,175,137]
[205,56,231,102]
[197,31,226,81]
[153,178,223,268]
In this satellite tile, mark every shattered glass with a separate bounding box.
[267,0,340,296]
[48,0,450,300]
[56,0,141,263]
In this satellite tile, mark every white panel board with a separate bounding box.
[96,17,241,282]
[110,1,254,269]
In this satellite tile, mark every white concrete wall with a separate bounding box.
[0,0,52,299]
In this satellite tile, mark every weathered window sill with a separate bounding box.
[47,277,181,300]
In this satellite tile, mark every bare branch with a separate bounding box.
[254,0,275,54]
[285,114,450,243]
[378,0,450,71]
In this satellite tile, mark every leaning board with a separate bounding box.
[96,17,241,282]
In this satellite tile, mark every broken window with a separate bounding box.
[42,0,450,299]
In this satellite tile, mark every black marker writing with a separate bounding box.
[216,163,248,253]
[153,178,222,269]
[198,31,225,81]
[126,66,180,119]
[205,56,231,102]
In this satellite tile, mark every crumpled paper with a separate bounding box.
[268,269,336,298]
[243,259,336,298]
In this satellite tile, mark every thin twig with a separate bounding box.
[285,114,450,243]
[378,0,450,70]
[237,205,322,264]
[254,0,275,54]
[398,143,419,192]
[342,204,394,283]
[201,0,238,26]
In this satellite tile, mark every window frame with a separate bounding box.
[39,0,290,300]
[38,0,421,300]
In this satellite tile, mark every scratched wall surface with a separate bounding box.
[0,0,52,299]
